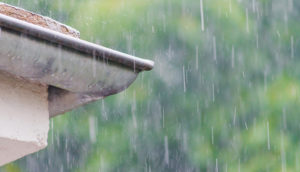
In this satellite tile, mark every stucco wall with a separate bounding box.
[0,72,49,166]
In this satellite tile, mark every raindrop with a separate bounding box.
[231,46,235,68]
[101,99,108,120]
[256,33,259,49]
[254,118,257,133]
[282,108,287,129]
[51,119,54,145]
[264,69,268,92]
[197,101,200,114]
[183,66,186,92]
[89,116,97,143]
[213,36,217,61]
[212,83,215,102]
[267,121,270,150]
[164,136,169,165]
[183,132,188,152]
[162,107,165,128]
[281,132,287,172]
[132,113,137,129]
[167,45,172,60]
[211,127,214,145]
[246,8,249,33]
[252,0,256,12]
[215,159,218,172]
[196,45,199,70]
[132,91,137,128]
[200,0,205,31]
[291,36,294,58]
[296,153,299,171]
[238,159,241,172]
[233,107,237,126]
[162,14,166,32]
[277,30,281,38]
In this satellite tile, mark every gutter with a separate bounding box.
[0,13,154,117]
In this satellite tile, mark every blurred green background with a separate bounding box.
[1,0,300,171]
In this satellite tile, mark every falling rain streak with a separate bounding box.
[267,121,270,150]
[252,0,256,12]
[213,36,217,62]
[211,127,214,145]
[89,116,97,143]
[162,107,165,128]
[200,0,205,31]
[164,136,169,165]
[5,0,300,171]
[291,36,294,58]
[212,83,215,102]
[233,107,237,126]
[282,108,287,129]
[183,66,186,92]
[281,132,286,172]
[231,46,235,68]
[215,159,218,172]
[246,8,249,33]
[196,46,199,70]
[256,33,259,49]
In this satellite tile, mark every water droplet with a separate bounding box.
[164,136,169,165]
[200,0,205,31]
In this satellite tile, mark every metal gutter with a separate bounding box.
[0,14,154,71]
[0,14,154,117]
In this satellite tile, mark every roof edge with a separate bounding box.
[0,14,154,71]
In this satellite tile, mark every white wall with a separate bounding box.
[0,72,49,166]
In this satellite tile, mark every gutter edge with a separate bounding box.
[0,14,154,71]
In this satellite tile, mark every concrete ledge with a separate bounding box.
[0,72,49,166]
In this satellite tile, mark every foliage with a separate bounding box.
[1,0,300,171]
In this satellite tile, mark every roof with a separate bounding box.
[0,2,80,37]
[0,13,154,117]
[0,14,154,71]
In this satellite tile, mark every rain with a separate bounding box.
[0,0,299,171]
